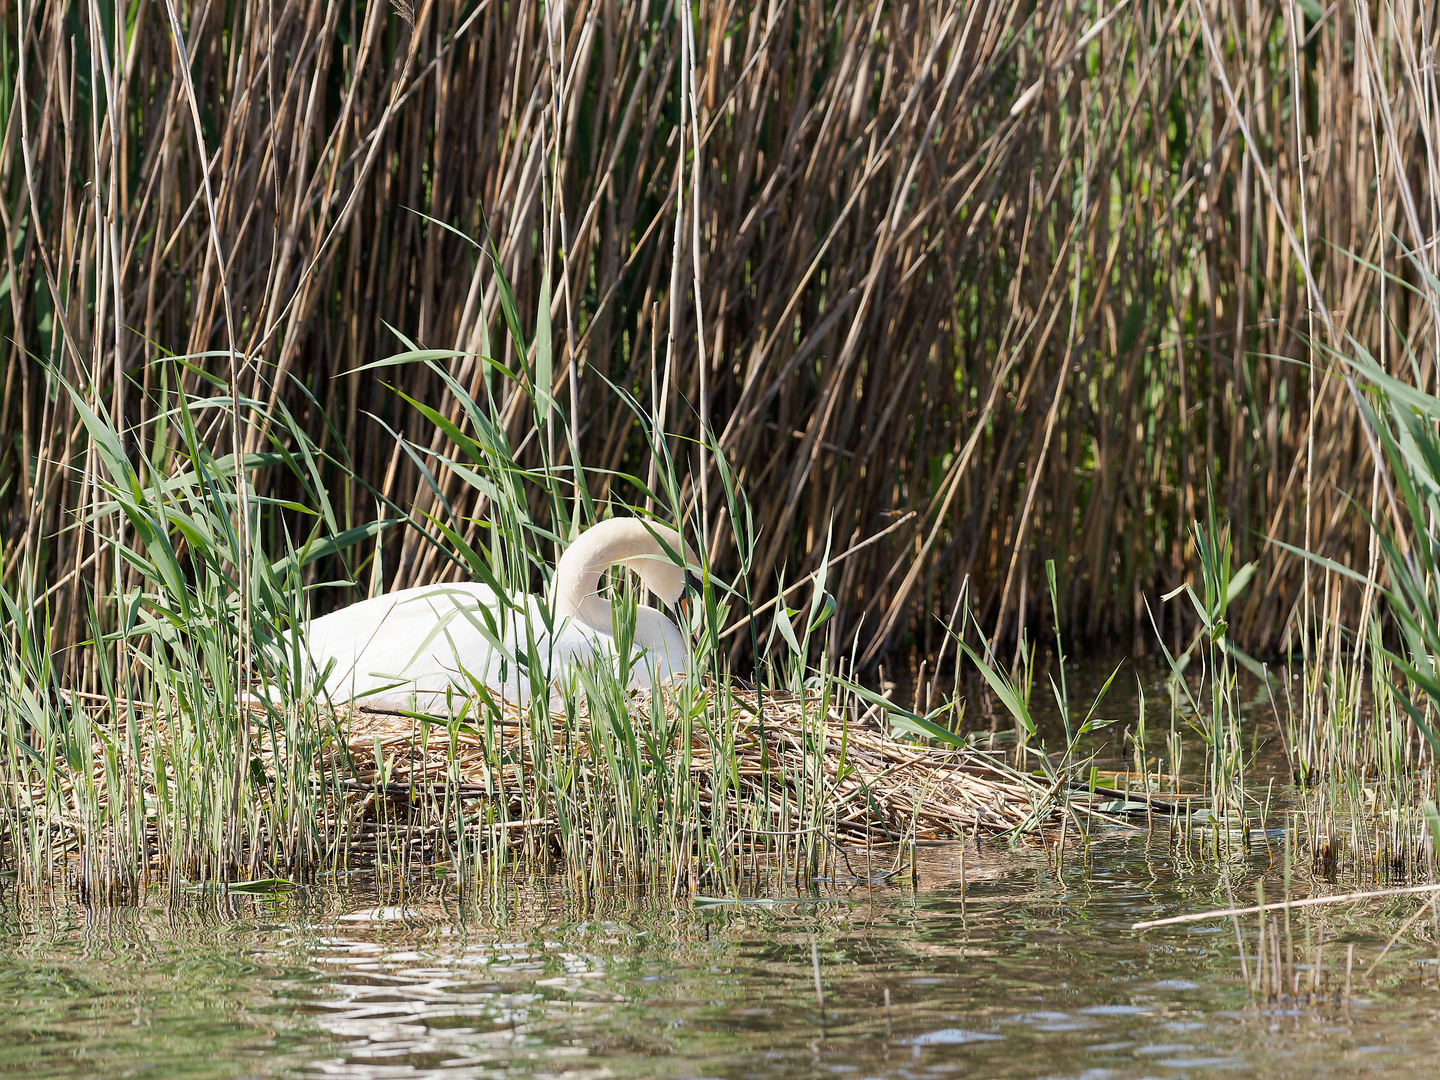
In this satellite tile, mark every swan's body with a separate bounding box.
[302,519,697,711]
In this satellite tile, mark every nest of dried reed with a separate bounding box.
[29,682,1089,893]
[324,686,1065,845]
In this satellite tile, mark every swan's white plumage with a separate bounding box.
[301,520,696,711]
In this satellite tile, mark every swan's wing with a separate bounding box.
[307,584,494,665]
[306,583,502,652]
[307,584,531,706]
[306,585,688,709]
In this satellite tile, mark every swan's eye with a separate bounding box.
[683,569,703,596]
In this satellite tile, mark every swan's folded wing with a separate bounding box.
[307,584,516,703]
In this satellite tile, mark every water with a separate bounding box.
[3,832,1439,1079]
[3,663,1435,1077]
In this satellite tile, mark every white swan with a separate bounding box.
[301,518,700,712]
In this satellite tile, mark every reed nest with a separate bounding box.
[22,688,1105,892]
[327,687,1063,846]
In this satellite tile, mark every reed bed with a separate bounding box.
[0,168,1087,894]
[6,0,1438,684]
[6,0,1440,896]
[9,682,1070,895]
[331,689,1058,845]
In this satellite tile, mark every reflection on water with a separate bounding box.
[3,829,1439,1079]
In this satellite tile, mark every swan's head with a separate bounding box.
[553,518,701,625]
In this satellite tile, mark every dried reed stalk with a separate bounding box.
[3,0,1436,684]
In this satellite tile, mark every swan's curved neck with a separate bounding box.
[556,578,613,633]
[552,519,692,634]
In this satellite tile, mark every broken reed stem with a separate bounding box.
[1133,883,1440,931]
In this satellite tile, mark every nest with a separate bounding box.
[324,684,1070,845]
[28,682,1134,891]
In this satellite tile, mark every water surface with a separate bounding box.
[3,827,1438,1080]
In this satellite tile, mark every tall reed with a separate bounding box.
[4,224,1028,892]
[6,1,1436,679]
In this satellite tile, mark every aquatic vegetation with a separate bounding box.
[0,247,1085,896]
[1,0,1439,913]
[3,0,1434,673]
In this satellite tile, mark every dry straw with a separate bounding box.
[5,0,1434,686]
[24,682,1076,891]
[330,689,1056,843]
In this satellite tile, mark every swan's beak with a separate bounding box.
[677,569,703,634]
